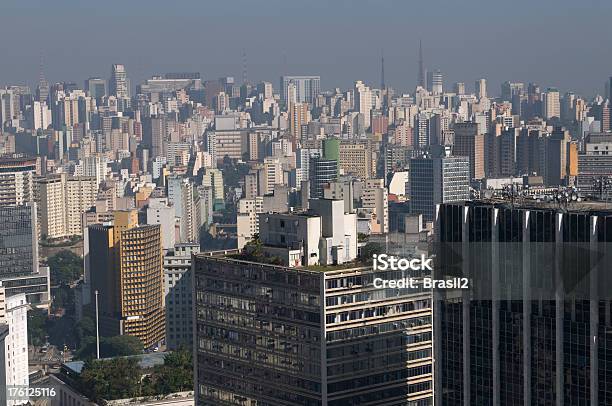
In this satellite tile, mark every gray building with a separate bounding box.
[409,150,469,221]
[280,75,321,105]
[85,77,107,100]
[164,243,199,351]
[0,203,50,307]
[0,204,38,279]
[193,250,433,405]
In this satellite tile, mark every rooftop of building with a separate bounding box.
[458,198,612,215]
[198,249,371,273]
[63,352,168,375]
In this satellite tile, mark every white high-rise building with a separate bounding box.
[147,197,177,251]
[36,174,98,239]
[30,101,51,130]
[73,155,107,186]
[542,88,561,120]
[280,75,320,105]
[354,80,372,129]
[110,64,130,99]
[0,288,29,406]
[236,196,264,249]
[475,78,487,99]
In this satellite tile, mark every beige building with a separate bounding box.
[453,122,485,180]
[36,174,97,239]
[339,142,373,179]
[88,211,165,348]
[361,179,389,234]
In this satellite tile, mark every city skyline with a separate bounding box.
[2,0,612,97]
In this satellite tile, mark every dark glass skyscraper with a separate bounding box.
[434,201,612,405]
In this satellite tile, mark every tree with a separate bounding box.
[79,358,142,402]
[47,250,83,285]
[76,335,143,360]
[359,242,384,263]
[28,309,48,346]
[154,348,193,394]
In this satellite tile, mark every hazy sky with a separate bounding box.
[1,0,611,97]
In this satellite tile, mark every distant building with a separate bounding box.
[409,149,469,221]
[453,122,484,180]
[280,75,321,105]
[361,179,389,234]
[109,64,129,99]
[309,157,338,198]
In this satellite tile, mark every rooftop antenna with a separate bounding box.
[417,40,425,88]
[242,48,248,85]
[381,49,386,90]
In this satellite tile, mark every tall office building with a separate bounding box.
[501,81,524,103]
[163,243,199,351]
[354,80,372,128]
[453,82,465,95]
[542,88,561,120]
[109,64,130,99]
[427,70,443,95]
[88,212,165,348]
[0,204,38,279]
[85,77,107,99]
[280,75,321,105]
[167,175,201,243]
[0,154,36,207]
[434,200,612,405]
[453,122,485,180]
[409,149,469,221]
[194,201,433,405]
[309,157,338,198]
[475,78,487,99]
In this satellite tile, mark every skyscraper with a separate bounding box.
[354,80,372,128]
[88,212,165,348]
[280,75,320,105]
[453,122,485,180]
[163,243,199,351]
[109,64,129,99]
[0,204,38,279]
[542,87,561,120]
[475,78,487,99]
[409,148,470,221]
[427,70,443,95]
[435,200,612,405]
[418,40,426,88]
[85,77,107,99]
[309,156,338,198]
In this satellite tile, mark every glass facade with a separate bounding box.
[0,204,37,278]
[435,202,612,405]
